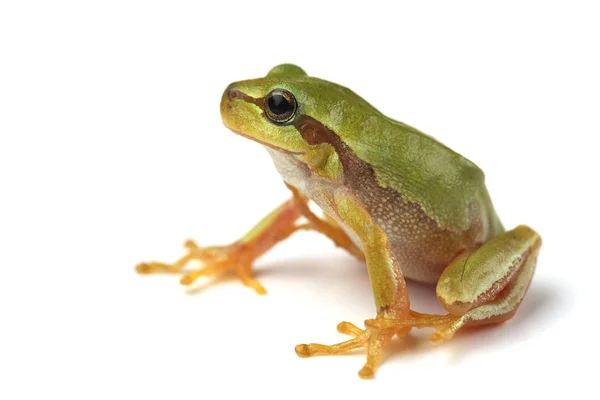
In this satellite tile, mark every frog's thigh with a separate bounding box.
[334,189,410,319]
[437,225,542,328]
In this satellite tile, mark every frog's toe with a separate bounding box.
[136,240,267,294]
[295,320,402,379]
[136,261,180,274]
[135,262,155,274]
[428,331,449,345]
[294,331,370,358]
[336,321,364,337]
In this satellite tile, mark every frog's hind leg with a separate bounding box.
[369,225,542,343]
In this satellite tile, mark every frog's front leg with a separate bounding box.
[136,185,362,294]
[295,189,411,379]
[369,225,542,343]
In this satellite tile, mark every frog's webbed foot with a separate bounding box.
[366,311,462,344]
[295,319,411,379]
[136,239,268,294]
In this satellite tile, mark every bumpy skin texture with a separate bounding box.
[138,64,541,379]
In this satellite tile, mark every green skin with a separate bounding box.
[220,64,542,377]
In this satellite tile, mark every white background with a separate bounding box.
[1,1,598,399]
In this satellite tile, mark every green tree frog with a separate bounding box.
[137,64,542,379]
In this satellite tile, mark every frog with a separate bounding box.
[137,64,542,379]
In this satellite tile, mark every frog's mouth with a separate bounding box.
[225,125,305,156]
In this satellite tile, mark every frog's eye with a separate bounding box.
[264,89,297,125]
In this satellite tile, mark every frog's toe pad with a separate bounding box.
[358,365,375,379]
[337,321,364,337]
[294,344,314,358]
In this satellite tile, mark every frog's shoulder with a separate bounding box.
[346,117,487,232]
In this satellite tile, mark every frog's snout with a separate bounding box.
[220,85,241,119]
[223,85,260,106]
[225,85,242,102]
[220,85,234,111]
[220,84,260,131]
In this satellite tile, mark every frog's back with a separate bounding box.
[337,117,504,283]
[346,115,491,229]
[308,82,497,234]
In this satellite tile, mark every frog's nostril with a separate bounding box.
[228,88,241,101]
[224,87,262,108]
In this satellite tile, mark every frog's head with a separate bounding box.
[221,64,380,180]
